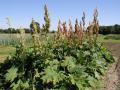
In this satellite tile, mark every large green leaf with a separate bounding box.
[61,56,76,70]
[11,79,29,90]
[41,66,65,85]
[5,67,18,82]
[87,76,96,87]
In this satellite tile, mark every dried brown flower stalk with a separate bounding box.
[67,19,73,39]
[93,8,99,42]
[56,8,99,44]
[75,19,79,34]
[58,20,62,32]
[82,12,85,31]
[62,22,68,37]
[87,8,99,43]
[87,22,94,44]
[57,20,62,35]
[78,21,83,44]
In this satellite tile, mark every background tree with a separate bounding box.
[99,25,120,35]
[114,24,120,34]
[42,4,50,33]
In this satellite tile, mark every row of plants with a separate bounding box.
[0,5,114,90]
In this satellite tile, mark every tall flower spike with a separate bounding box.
[30,18,41,51]
[80,21,83,35]
[31,18,38,34]
[93,8,98,23]
[62,22,67,36]
[57,20,62,34]
[43,4,50,33]
[19,27,26,57]
[69,19,73,31]
[77,21,83,44]
[68,19,73,38]
[82,12,85,29]
[93,8,99,42]
[75,19,79,33]
[95,20,99,41]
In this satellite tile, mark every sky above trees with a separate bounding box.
[0,0,120,30]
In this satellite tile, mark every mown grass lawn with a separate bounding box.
[0,45,15,62]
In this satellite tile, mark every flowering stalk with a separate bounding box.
[75,19,79,34]
[57,20,62,38]
[68,19,73,39]
[79,21,83,44]
[93,8,99,42]
[31,18,41,51]
[17,27,26,61]
[82,12,85,31]
[62,22,68,37]
[87,22,94,45]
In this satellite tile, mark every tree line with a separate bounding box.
[0,28,30,33]
[99,24,120,34]
[0,24,120,34]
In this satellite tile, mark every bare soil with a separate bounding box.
[103,43,120,90]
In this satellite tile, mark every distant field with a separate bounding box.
[0,34,31,45]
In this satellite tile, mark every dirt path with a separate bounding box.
[103,43,120,90]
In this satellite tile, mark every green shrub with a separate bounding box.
[0,36,114,90]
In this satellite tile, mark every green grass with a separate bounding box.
[0,45,15,62]
[98,34,120,43]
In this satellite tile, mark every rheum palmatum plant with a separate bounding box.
[0,8,115,90]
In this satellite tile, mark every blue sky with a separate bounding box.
[0,0,120,30]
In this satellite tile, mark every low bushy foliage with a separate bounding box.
[0,35,114,90]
